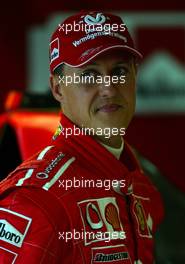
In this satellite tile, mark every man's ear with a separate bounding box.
[50,74,63,103]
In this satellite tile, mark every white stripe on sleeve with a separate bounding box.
[16,145,53,186]
[42,157,75,191]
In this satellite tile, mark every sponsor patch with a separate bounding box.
[80,46,103,61]
[50,38,59,63]
[84,13,106,25]
[53,124,63,140]
[36,151,65,179]
[0,247,18,263]
[78,197,125,245]
[91,244,131,263]
[132,195,152,238]
[0,208,32,248]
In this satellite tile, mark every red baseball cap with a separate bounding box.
[49,11,142,73]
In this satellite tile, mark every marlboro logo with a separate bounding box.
[0,208,32,248]
[50,38,59,63]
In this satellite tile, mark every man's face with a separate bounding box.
[51,50,137,133]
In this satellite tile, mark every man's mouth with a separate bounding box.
[96,104,122,113]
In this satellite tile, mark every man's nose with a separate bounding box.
[98,77,117,98]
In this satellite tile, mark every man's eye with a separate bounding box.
[80,70,100,85]
[112,67,128,76]
[81,70,99,78]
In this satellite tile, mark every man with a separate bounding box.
[0,11,163,263]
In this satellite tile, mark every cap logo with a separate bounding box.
[50,38,59,63]
[84,13,106,25]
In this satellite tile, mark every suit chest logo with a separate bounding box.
[78,197,125,245]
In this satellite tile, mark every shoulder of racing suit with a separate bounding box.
[0,144,76,194]
[0,144,73,263]
[0,144,76,228]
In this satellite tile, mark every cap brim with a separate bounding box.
[64,44,143,68]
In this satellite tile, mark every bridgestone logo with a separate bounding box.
[94,252,128,262]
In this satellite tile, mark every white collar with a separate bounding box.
[99,138,124,159]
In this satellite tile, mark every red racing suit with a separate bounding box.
[0,113,164,264]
